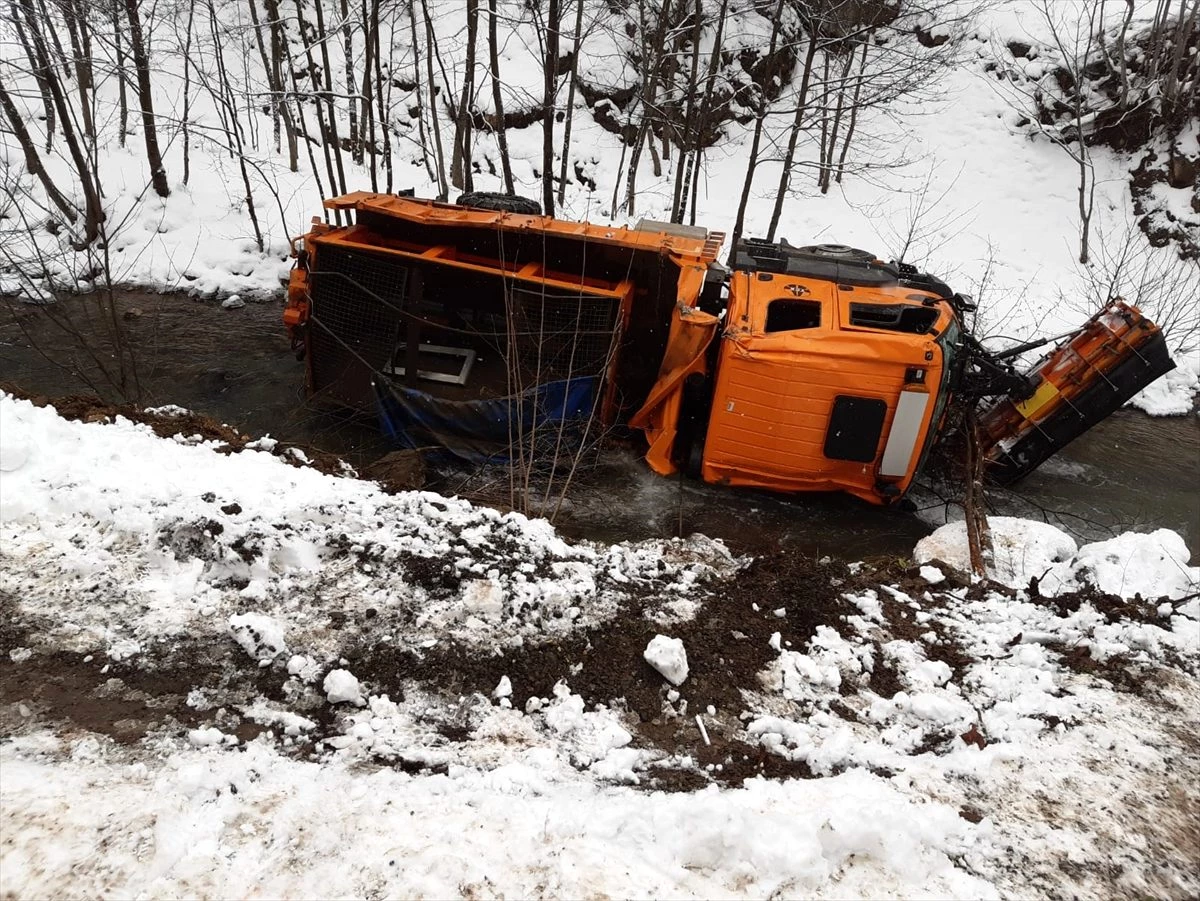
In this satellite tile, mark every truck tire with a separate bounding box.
[454,191,542,215]
[795,243,877,263]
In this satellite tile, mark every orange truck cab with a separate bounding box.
[632,240,963,505]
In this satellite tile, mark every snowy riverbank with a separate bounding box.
[2,392,1198,898]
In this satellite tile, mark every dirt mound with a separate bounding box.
[345,553,864,789]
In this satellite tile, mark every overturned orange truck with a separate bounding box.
[284,192,1174,506]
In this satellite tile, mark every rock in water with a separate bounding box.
[221,294,246,310]
[643,635,689,686]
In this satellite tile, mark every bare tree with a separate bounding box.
[420,0,449,199]
[123,0,170,197]
[487,0,515,194]
[11,0,104,244]
[451,0,479,192]
[540,0,561,214]
[556,0,585,207]
[1070,217,1200,353]
[0,73,78,226]
[729,0,787,253]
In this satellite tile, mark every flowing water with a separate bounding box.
[2,291,1196,559]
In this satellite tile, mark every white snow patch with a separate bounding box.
[323,669,364,706]
[915,518,1078,588]
[227,613,288,662]
[644,635,689,685]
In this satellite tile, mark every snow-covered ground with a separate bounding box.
[2,392,1198,898]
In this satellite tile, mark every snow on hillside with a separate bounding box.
[0,0,1196,410]
[2,392,1198,898]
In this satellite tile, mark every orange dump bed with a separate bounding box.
[285,193,723,417]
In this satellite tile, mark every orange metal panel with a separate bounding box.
[697,270,951,504]
[310,229,634,300]
[317,193,721,268]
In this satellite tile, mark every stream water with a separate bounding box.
[2,291,1196,560]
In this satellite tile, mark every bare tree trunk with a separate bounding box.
[409,0,438,189]
[421,0,449,199]
[541,0,560,214]
[123,0,170,197]
[291,66,327,201]
[818,48,856,194]
[729,0,786,253]
[61,0,94,138]
[816,53,830,186]
[555,0,584,206]
[766,32,818,240]
[36,0,71,83]
[678,0,727,225]
[312,0,349,195]
[0,73,78,222]
[1114,0,1134,105]
[207,0,263,252]
[670,0,704,223]
[623,0,671,216]
[1078,152,1094,264]
[341,0,359,162]
[113,0,127,147]
[11,2,55,149]
[371,0,392,191]
[834,41,869,185]
[298,0,343,203]
[17,0,103,244]
[487,0,514,193]
[451,0,478,191]
[359,0,377,188]
[963,412,993,579]
[263,0,299,171]
[246,0,280,152]
[609,134,629,218]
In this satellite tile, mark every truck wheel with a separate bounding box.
[455,191,542,215]
[795,243,878,263]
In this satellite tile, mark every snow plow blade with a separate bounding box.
[979,300,1175,484]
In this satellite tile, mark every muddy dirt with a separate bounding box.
[4,547,1192,794]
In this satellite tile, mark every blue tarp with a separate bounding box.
[374,376,598,465]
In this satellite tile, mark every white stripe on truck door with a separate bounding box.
[879,390,930,477]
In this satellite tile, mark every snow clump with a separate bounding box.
[643,635,689,685]
[228,613,288,663]
[323,669,364,705]
[915,517,1077,587]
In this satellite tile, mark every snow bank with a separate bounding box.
[2,393,1198,900]
[1128,362,1200,416]
[915,517,1198,598]
[914,517,1079,588]
[0,394,737,659]
[1041,529,1200,600]
[0,737,994,900]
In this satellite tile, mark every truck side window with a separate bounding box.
[765,299,821,332]
[848,302,938,334]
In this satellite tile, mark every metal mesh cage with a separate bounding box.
[508,286,620,383]
[307,241,622,409]
[308,244,409,408]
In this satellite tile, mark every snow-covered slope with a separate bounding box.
[2,393,1197,898]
